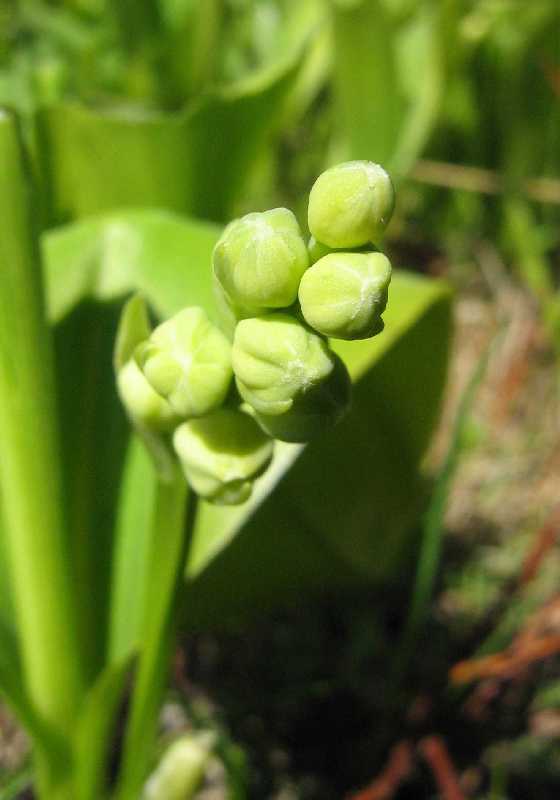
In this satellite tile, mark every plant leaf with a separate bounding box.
[53,300,130,680]
[42,210,222,671]
[74,656,133,800]
[36,52,301,225]
[45,211,221,661]
[44,209,221,324]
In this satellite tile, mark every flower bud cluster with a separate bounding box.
[116,161,395,505]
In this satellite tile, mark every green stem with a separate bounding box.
[115,468,193,800]
[0,111,83,789]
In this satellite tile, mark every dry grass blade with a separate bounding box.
[346,741,414,800]
[450,635,560,685]
[419,736,466,800]
[410,160,560,205]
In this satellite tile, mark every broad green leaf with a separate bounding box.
[53,301,130,680]
[44,209,220,324]
[36,51,301,225]
[43,210,221,669]
[74,656,132,800]
[0,110,83,755]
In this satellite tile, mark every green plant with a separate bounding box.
[108,165,401,796]
[0,118,451,796]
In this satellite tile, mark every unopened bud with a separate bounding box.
[142,733,214,800]
[232,313,335,417]
[136,307,232,419]
[308,161,395,248]
[298,251,391,340]
[117,356,179,431]
[213,208,309,311]
[254,354,351,442]
[173,409,273,505]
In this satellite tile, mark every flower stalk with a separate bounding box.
[115,469,192,800]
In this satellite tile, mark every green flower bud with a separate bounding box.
[254,354,351,443]
[173,409,273,505]
[308,161,395,248]
[143,733,215,800]
[114,295,179,479]
[117,359,179,431]
[232,313,336,417]
[136,307,232,419]
[298,251,392,340]
[213,208,309,310]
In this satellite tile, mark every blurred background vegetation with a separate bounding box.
[0,1,559,798]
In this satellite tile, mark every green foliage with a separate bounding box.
[74,657,132,800]
[0,114,82,797]
[0,3,462,797]
[37,58,300,225]
[329,0,456,176]
[41,208,451,635]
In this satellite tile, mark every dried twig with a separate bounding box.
[519,505,560,587]
[410,160,560,205]
[490,306,538,426]
[461,593,560,717]
[450,633,560,685]
[419,736,466,800]
[462,679,502,721]
[513,594,560,649]
[346,741,414,800]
